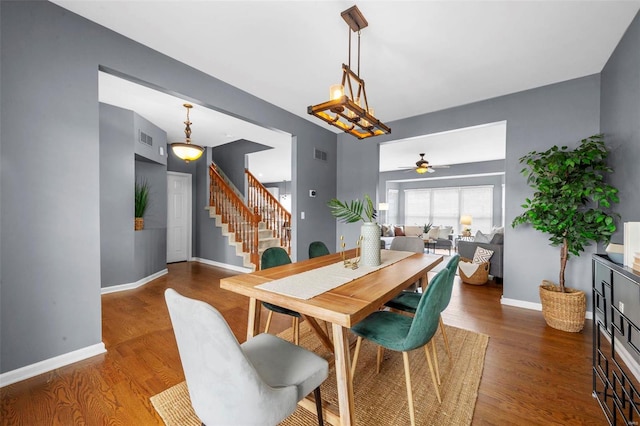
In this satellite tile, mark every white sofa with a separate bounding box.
[380,225,453,253]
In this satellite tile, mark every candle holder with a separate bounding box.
[340,235,362,269]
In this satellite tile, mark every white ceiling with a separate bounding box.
[56,1,640,181]
[99,72,292,182]
[379,121,507,171]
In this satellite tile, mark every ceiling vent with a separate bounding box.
[314,148,327,162]
[139,130,153,147]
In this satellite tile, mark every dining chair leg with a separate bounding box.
[402,351,416,426]
[376,346,384,374]
[264,310,274,333]
[432,341,441,385]
[350,337,363,383]
[293,317,300,345]
[423,343,442,403]
[313,386,324,426]
[439,315,451,359]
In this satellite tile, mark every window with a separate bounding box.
[460,186,493,234]
[403,186,493,233]
[386,189,399,224]
[431,189,459,228]
[404,189,431,225]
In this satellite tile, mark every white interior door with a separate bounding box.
[167,172,192,263]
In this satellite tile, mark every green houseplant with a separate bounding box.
[327,194,380,266]
[134,179,150,231]
[512,134,619,331]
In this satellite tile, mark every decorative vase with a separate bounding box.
[135,217,144,231]
[360,222,381,267]
[539,280,586,332]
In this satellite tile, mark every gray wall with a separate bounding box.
[337,74,602,307]
[212,139,270,195]
[0,1,336,373]
[99,102,167,289]
[100,104,135,287]
[294,135,338,260]
[601,11,640,239]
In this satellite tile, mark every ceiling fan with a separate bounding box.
[399,153,450,174]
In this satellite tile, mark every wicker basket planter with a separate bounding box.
[134,217,144,231]
[539,280,586,332]
[458,257,489,285]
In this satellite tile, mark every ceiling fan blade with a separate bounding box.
[430,164,450,169]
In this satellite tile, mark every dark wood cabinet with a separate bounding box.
[592,254,640,424]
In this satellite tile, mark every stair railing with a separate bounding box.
[245,169,292,253]
[209,165,261,268]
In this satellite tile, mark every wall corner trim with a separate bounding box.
[101,269,169,294]
[500,297,593,319]
[194,257,252,273]
[0,343,107,388]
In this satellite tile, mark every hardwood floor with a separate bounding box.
[1,261,606,425]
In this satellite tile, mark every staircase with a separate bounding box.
[208,164,291,271]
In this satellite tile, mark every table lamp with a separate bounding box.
[460,215,473,237]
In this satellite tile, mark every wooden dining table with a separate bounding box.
[220,249,443,426]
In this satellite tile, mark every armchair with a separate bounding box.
[457,240,503,280]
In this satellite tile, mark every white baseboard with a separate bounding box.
[101,269,168,294]
[0,342,106,388]
[194,257,252,273]
[501,297,593,319]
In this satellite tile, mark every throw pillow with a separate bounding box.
[490,232,504,245]
[491,226,505,235]
[474,230,490,243]
[427,226,440,240]
[473,246,494,264]
[382,224,395,237]
[394,226,405,236]
[438,226,453,239]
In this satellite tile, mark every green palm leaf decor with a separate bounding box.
[327,194,377,223]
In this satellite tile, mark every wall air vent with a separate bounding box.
[139,130,153,147]
[314,148,327,162]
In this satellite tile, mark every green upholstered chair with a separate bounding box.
[165,289,328,426]
[385,254,460,360]
[350,269,450,425]
[308,241,330,259]
[260,247,302,344]
[308,241,332,336]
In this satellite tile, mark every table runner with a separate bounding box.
[256,250,423,300]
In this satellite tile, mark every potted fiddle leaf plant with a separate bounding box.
[134,179,150,231]
[512,134,619,332]
[327,194,380,266]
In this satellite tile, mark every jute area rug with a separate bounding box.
[151,322,489,425]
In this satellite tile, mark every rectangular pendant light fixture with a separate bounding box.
[307,5,391,140]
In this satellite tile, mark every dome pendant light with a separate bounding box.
[171,103,204,163]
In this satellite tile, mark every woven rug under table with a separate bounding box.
[151,322,489,425]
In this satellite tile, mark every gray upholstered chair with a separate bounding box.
[390,236,425,291]
[389,236,425,253]
[165,289,328,426]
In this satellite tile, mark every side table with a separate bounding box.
[423,239,436,253]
